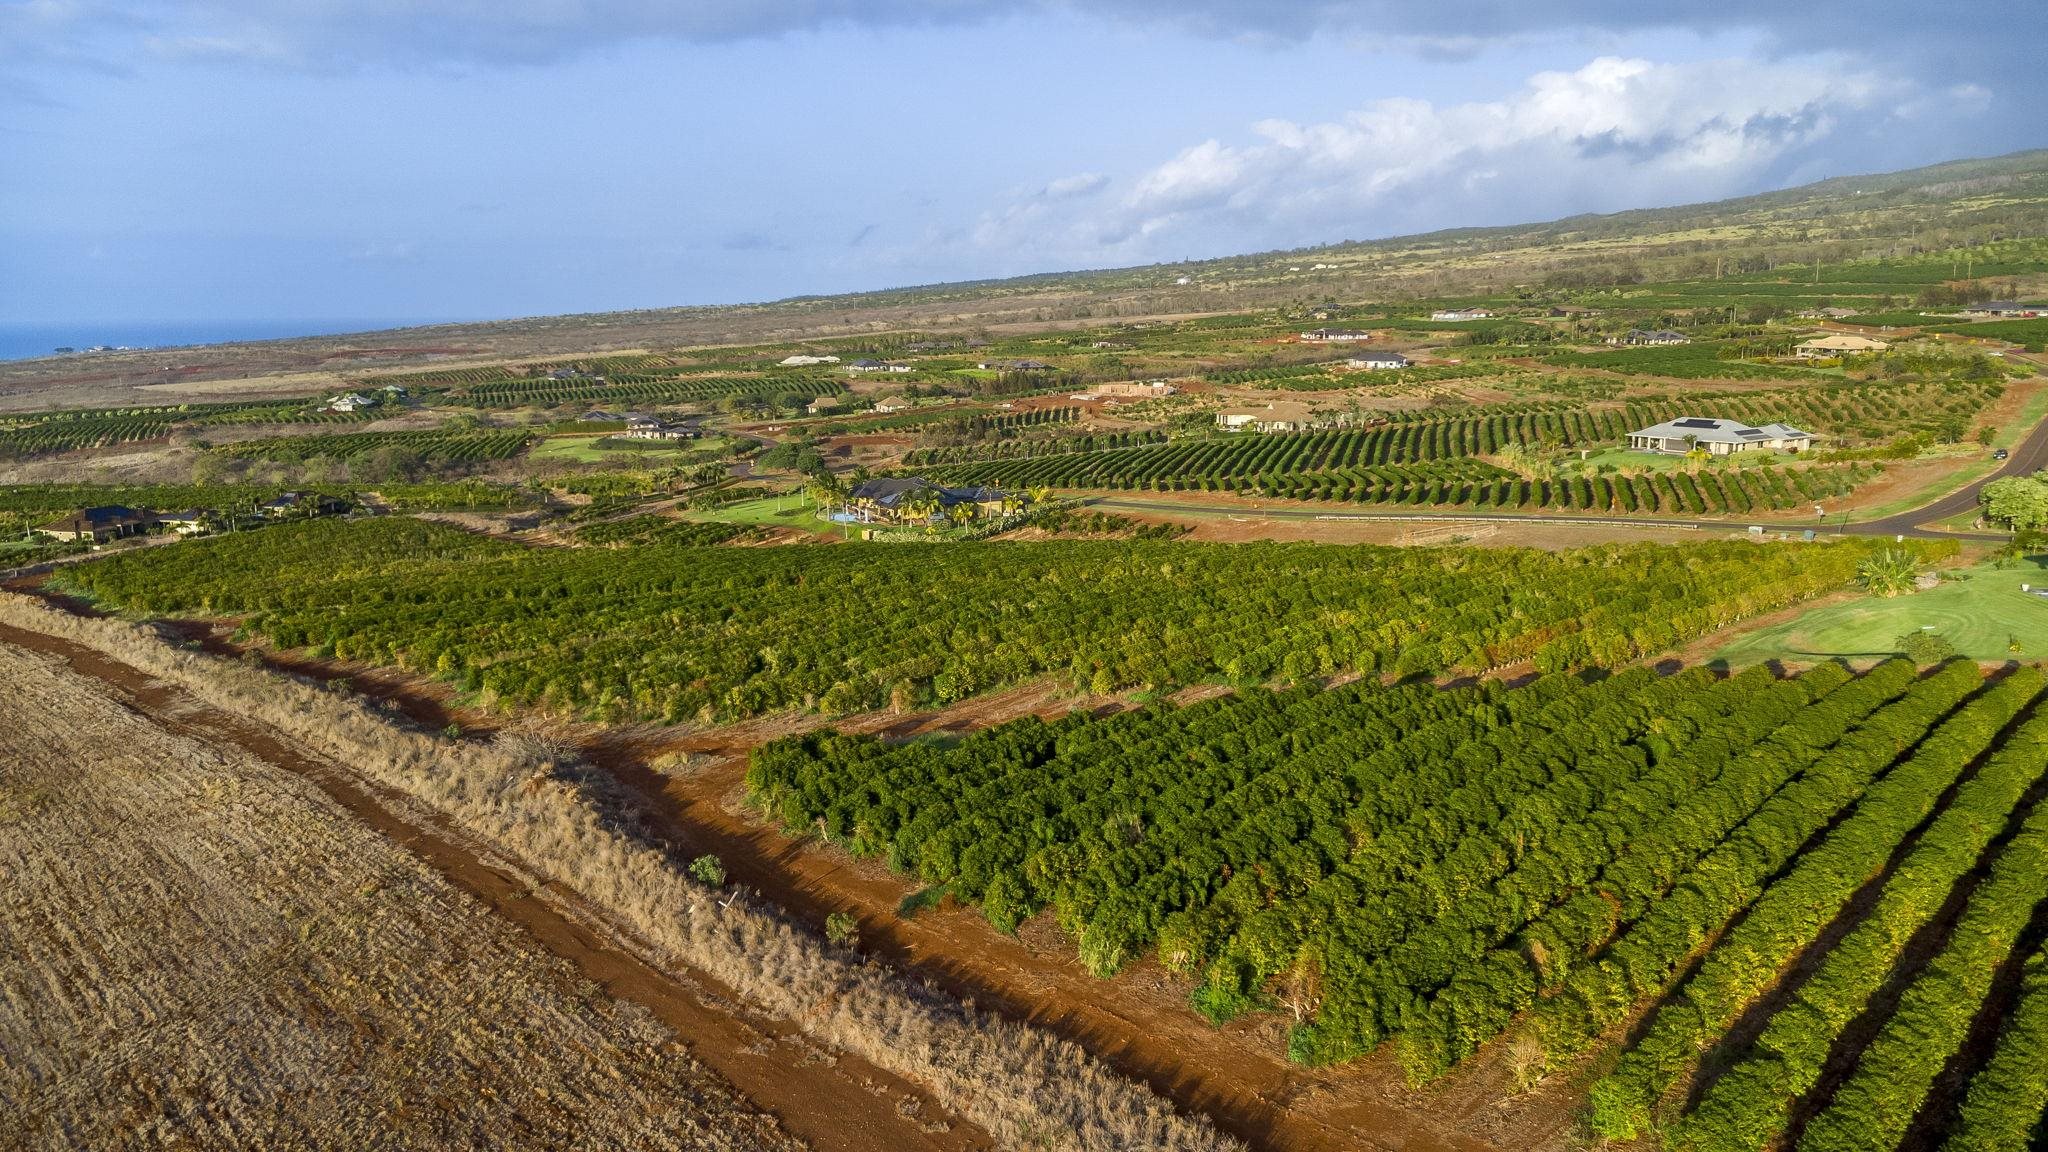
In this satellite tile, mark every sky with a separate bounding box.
[3,2,2045,327]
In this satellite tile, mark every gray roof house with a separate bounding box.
[845,477,1007,522]
[1628,416,1813,456]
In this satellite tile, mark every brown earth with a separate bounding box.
[0,622,987,1152]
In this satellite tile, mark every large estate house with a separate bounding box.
[1628,416,1814,456]
[36,505,154,543]
[1345,351,1410,370]
[1216,401,1320,433]
[1300,327,1372,343]
[844,477,1007,523]
[1795,334,1889,358]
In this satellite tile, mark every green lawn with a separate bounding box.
[530,433,721,463]
[684,494,826,528]
[1571,446,1801,474]
[1714,558,2048,664]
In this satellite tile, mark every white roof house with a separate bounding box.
[1430,308,1494,321]
[325,393,373,412]
[1628,416,1814,456]
[780,354,841,366]
[1346,351,1410,370]
[1300,327,1373,342]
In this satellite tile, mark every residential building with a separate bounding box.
[806,395,842,415]
[1345,352,1411,370]
[325,392,373,412]
[36,505,153,543]
[1215,401,1320,433]
[1627,416,1814,456]
[848,359,913,373]
[871,396,911,414]
[779,354,842,366]
[259,492,350,518]
[844,477,1007,523]
[1965,301,2037,317]
[1300,327,1373,343]
[1795,334,1890,358]
[155,509,212,535]
[976,359,1055,371]
[1430,308,1494,321]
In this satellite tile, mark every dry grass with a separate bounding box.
[0,593,1237,1152]
[0,641,799,1152]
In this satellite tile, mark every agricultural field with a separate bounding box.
[53,517,1917,723]
[219,427,535,464]
[0,640,804,1152]
[750,655,2048,1150]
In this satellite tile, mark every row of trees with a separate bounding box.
[64,520,1901,725]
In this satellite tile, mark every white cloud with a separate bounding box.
[974,54,1931,266]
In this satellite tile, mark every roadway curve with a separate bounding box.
[1088,407,2048,542]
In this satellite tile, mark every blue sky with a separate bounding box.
[3,2,2043,326]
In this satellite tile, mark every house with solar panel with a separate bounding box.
[1627,416,1814,457]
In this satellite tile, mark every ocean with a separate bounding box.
[0,320,459,363]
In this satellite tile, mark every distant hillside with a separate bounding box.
[6,148,2046,400]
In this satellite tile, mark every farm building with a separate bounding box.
[1216,401,1320,433]
[1095,380,1177,398]
[1299,328,1372,343]
[36,505,154,543]
[848,360,913,373]
[1627,416,1813,456]
[1795,334,1889,358]
[871,396,911,414]
[779,354,841,366]
[1429,308,1493,321]
[843,477,1008,523]
[1345,352,1410,370]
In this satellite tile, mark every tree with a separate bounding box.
[1981,476,2048,531]
[1858,549,1922,598]
[1895,629,1956,665]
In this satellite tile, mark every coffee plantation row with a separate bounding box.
[219,428,536,464]
[750,658,2048,1150]
[54,518,1913,724]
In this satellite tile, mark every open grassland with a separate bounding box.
[1714,557,2048,663]
[0,593,1237,1152]
[0,641,803,1152]
[53,518,1935,724]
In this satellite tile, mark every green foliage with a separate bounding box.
[1895,628,1957,664]
[60,519,1898,724]
[687,854,726,886]
[1981,474,2048,531]
[1858,548,1923,597]
[824,911,860,948]
[220,428,534,464]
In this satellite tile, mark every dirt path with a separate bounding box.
[0,619,987,1152]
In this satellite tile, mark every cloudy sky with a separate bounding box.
[3,2,2043,326]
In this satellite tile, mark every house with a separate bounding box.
[1430,308,1494,321]
[155,509,212,536]
[1346,351,1411,370]
[325,392,373,413]
[620,414,694,440]
[1612,329,1691,346]
[1215,401,1320,433]
[806,395,842,415]
[1300,327,1373,343]
[1965,301,2038,318]
[36,505,153,543]
[1627,417,1814,456]
[258,492,350,518]
[848,359,913,373]
[1095,380,1177,398]
[582,410,622,423]
[1795,334,1890,358]
[779,354,841,366]
[844,477,1008,523]
[871,396,911,414]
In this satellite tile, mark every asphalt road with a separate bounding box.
[1089,409,2048,542]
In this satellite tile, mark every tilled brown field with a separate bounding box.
[0,641,802,1152]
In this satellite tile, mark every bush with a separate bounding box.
[825,910,860,949]
[687,854,726,886]
[1896,629,1956,664]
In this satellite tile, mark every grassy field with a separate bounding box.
[530,432,708,462]
[686,492,828,529]
[1714,557,2048,663]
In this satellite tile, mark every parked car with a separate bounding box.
[1993,448,2010,460]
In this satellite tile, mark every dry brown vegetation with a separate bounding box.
[0,640,802,1152]
[0,593,1238,1152]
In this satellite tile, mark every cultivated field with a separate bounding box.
[0,640,802,1152]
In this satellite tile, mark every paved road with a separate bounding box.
[1090,406,2048,542]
